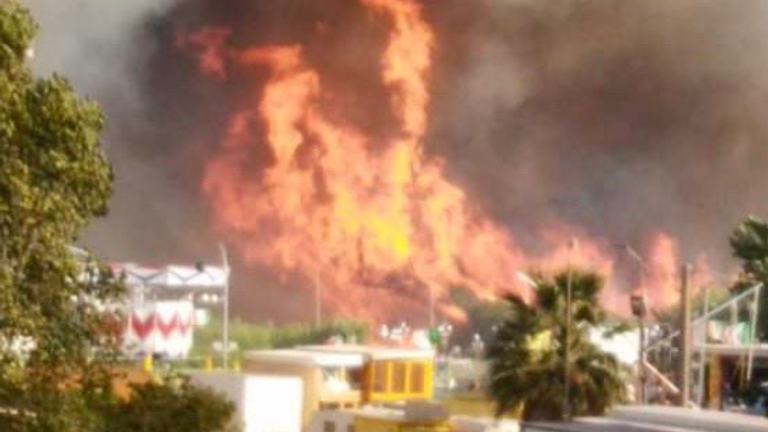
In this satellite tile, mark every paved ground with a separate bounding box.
[525,405,768,432]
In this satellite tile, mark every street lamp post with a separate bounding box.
[219,244,231,371]
[564,239,578,420]
[618,243,648,405]
[429,284,436,330]
[314,267,322,328]
[631,293,648,404]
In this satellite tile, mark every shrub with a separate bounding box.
[102,375,235,432]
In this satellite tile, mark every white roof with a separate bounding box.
[245,349,365,368]
[112,263,228,289]
[300,344,435,361]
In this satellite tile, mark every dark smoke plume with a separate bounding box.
[21,0,768,321]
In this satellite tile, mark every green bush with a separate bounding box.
[101,376,235,432]
[192,318,368,356]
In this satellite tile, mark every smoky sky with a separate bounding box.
[19,0,768,322]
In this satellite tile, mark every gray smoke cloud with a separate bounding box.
[427,0,768,270]
[20,0,220,264]
[17,0,768,320]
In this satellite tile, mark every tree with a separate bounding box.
[102,376,236,432]
[487,270,626,421]
[191,317,370,357]
[0,1,124,430]
[729,216,768,341]
[450,287,508,349]
[0,3,235,431]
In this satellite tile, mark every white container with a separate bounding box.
[190,372,304,432]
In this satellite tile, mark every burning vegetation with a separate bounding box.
[42,0,768,324]
[177,0,704,323]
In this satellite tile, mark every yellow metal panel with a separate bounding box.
[362,363,374,404]
[405,361,413,393]
[422,360,434,400]
[368,359,434,403]
[355,417,451,432]
[402,424,452,432]
[443,391,521,419]
[355,417,400,432]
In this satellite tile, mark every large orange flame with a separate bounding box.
[193,0,700,324]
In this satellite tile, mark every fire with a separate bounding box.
[644,233,680,312]
[189,0,703,323]
[641,234,717,313]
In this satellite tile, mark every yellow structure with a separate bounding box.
[364,356,433,403]
[300,345,435,404]
[244,345,436,431]
[142,354,154,373]
[443,391,523,420]
[244,349,365,429]
[309,406,450,432]
[354,410,450,432]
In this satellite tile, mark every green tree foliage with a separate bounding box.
[0,3,235,431]
[450,288,508,349]
[487,270,626,421]
[101,376,235,432]
[192,318,369,357]
[0,1,123,430]
[730,216,768,340]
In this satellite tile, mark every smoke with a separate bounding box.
[20,0,216,263]
[20,0,768,321]
[428,0,768,264]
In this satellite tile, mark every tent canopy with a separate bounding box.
[112,263,228,290]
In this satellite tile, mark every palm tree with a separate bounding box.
[487,270,626,421]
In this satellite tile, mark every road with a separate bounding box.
[525,405,768,432]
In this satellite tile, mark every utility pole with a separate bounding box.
[630,291,648,404]
[697,284,712,407]
[619,242,649,405]
[679,263,693,407]
[638,304,647,404]
[220,244,231,371]
[563,239,578,420]
[314,267,322,327]
[429,284,436,330]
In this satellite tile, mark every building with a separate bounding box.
[189,372,304,432]
[309,405,451,432]
[243,345,436,431]
[309,405,520,432]
[111,262,229,360]
[300,345,435,404]
[244,349,365,428]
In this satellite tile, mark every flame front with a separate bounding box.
[195,0,698,323]
[199,0,534,322]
